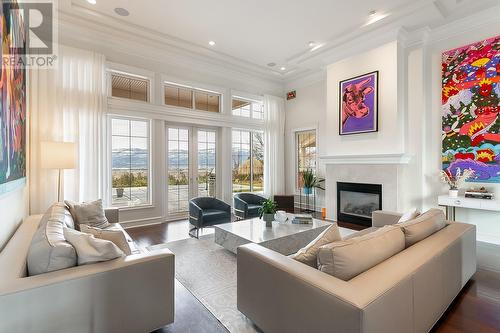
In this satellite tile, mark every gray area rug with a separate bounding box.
[148,235,260,333]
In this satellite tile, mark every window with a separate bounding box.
[164,82,221,112]
[296,130,316,189]
[232,129,264,192]
[232,97,264,119]
[111,117,150,207]
[111,73,149,102]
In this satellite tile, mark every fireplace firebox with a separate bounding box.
[337,182,382,227]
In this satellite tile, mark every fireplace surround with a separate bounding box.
[337,182,382,227]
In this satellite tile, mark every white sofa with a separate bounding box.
[237,210,476,333]
[0,207,175,333]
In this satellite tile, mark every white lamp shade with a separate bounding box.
[40,141,76,169]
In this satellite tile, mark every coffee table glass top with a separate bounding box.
[214,218,332,243]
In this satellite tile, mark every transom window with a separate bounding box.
[164,82,220,112]
[232,97,264,119]
[111,117,151,207]
[111,72,149,102]
[232,129,264,193]
[296,130,317,189]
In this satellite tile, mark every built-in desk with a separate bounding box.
[438,195,500,220]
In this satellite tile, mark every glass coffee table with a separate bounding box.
[214,218,355,255]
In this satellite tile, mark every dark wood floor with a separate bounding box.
[127,219,500,333]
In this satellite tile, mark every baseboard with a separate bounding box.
[120,216,166,228]
[477,241,500,273]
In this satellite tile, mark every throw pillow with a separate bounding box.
[65,199,110,229]
[64,228,124,265]
[290,224,342,268]
[399,208,447,247]
[397,208,420,223]
[317,225,405,281]
[27,203,77,276]
[80,224,132,255]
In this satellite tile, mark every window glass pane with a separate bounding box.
[131,120,148,137]
[111,117,150,207]
[252,102,264,119]
[165,85,193,108]
[232,98,251,117]
[296,130,317,189]
[111,74,149,102]
[252,132,264,192]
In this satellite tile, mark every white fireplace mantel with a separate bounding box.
[319,153,411,165]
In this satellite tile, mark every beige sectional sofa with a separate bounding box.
[0,205,175,333]
[237,210,476,333]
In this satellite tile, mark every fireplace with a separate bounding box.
[337,182,382,227]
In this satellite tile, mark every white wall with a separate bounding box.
[325,41,403,156]
[284,80,326,209]
[0,186,28,250]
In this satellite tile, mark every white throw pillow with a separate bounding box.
[64,228,124,265]
[80,224,132,255]
[65,199,110,229]
[290,224,342,268]
[397,208,420,223]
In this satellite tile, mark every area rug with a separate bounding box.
[148,235,261,333]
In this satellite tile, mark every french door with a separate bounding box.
[167,126,217,217]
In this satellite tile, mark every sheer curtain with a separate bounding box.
[29,46,107,213]
[263,94,285,197]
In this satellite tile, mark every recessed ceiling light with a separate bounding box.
[280,66,286,71]
[308,41,316,48]
[365,10,388,26]
[310,43,324,52]
[369,10,377,16]
[87,0,96,4]
[114,7,130,16]
[208,41,216,46]
[267,62,276,67]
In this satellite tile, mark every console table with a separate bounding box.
[438,195,500,221]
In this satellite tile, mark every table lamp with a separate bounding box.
[41,141,76,202]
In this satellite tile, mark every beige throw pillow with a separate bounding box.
[317,226,405,281]
[64,228,124,265]
[65,199,110,229]
[80,224,132,255]
[291,224,342,268]
[399,208,447,247]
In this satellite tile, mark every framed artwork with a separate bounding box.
[441,35,500,183]
[0,0,27,194]
[339,71,378,135]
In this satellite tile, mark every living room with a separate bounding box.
[1,0,500,332]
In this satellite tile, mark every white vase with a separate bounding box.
[448,189,459,198]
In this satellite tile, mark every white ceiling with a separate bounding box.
[63,0,500,81]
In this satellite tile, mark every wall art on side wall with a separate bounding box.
[442,35,500,183]
[0,0,27,194]
[339,71,378,135]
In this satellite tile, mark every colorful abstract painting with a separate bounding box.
[442,36,500,183]
[339,71,378,135]
[0,1,27,194]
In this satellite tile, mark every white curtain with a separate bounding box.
[29,46,107,213]
[263,94,285,196]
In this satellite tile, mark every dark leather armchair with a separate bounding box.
[189,197,231,238]
[233,193,267,220]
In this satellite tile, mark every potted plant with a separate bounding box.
[440,168,475,198]
[116,187,124,198]
[302,169,325,195]
[259,198,277,228]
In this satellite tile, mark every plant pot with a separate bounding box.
[116,188,124,198]
[262,213,274,227]
[303,187,312,195]
[448,189,459,198]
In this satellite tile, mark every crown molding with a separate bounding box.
[320,153,412,165]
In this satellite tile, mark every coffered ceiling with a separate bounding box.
[61,0,500,84]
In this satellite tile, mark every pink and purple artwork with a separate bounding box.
[339,71,378,135]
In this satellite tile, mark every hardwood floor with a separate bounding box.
[127,219,500,333]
